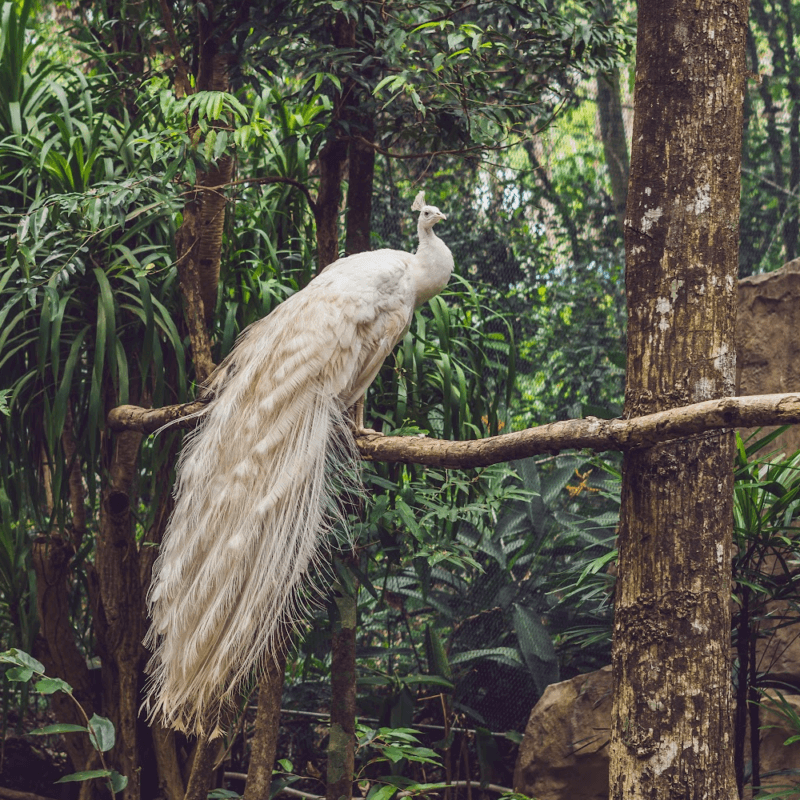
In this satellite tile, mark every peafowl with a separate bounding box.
[143,191,454,735]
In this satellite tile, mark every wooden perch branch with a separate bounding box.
[107,393,800,469]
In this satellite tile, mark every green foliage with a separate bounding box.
[740,0,800,275]
[0,648,127,795]
[0,0,636,792]
[549,433,800,800]
[752,691,800,800]
[0,488,37,654]
[758,690,800,747]
[733,429,800,593]
[346,453,620,735]
[249,0,633,158]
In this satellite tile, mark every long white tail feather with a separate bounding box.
[143,198,453,735]
[144,378,359,734]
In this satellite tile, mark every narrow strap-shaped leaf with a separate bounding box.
[114,338,129,405]
[52,325,89,447]
[87,290,107,468]
[92,268,118,398]
[150,294,186,398]
[454,361,468,438]
[135,276,155,390]
[32,723,86,735]
[0,308,26,357]
[48,292,71,387]
[429,295,451,351]
[35,288,52,377]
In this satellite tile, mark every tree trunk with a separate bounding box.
[31,536,95,774]
[522,140,582,262]
[243,646,288,800]
[315,11,357,270]
[96,429,146,800]
[194,8,234,325]
[174,2,233,380]
[596,68,629,235]
[326,584,357,800]
[316,138,348,270]
[184,737,223,800]
[609,1,747,798]
[345,125,375,256]
[323,146,374,800]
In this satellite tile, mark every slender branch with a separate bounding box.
[107,393,800,468]
[353,135,529,161]
[191,176,317,214]
[354,98,566,163]
[107,400,209,433]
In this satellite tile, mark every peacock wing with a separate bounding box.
[308,250,417,403]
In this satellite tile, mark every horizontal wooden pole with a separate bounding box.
[107,393,800,469]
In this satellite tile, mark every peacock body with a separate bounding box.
[143,193,453,734]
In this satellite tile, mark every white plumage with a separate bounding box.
[143,192,453,735]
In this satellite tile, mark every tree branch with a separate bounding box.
[107,393,800,468]
[0,787,59,800]
[194,176,318,214]
[352,135,530,161]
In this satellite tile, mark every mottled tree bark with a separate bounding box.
[609,1,748,798]
[595,0,629,236]
[175,202,215,384]
[194,5,234,325]
[174,2,233,381]
[323,137,373,798]
[184,737,223,800]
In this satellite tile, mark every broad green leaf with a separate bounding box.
[110,772,128,792]
[512,603,559,695]
[366,785,398,800]
[88,713,116,752]
[0,648,44,673]
[6,666,31,681]
[424,624,453,681]
[31,723,88,735]
[57,769,112,783]
[35,677,73,695]
[381,745,406,764]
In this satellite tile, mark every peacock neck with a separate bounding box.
[417,220,436,247]
[412,224,454,307]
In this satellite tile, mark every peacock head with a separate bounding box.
[411,191,447,230]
